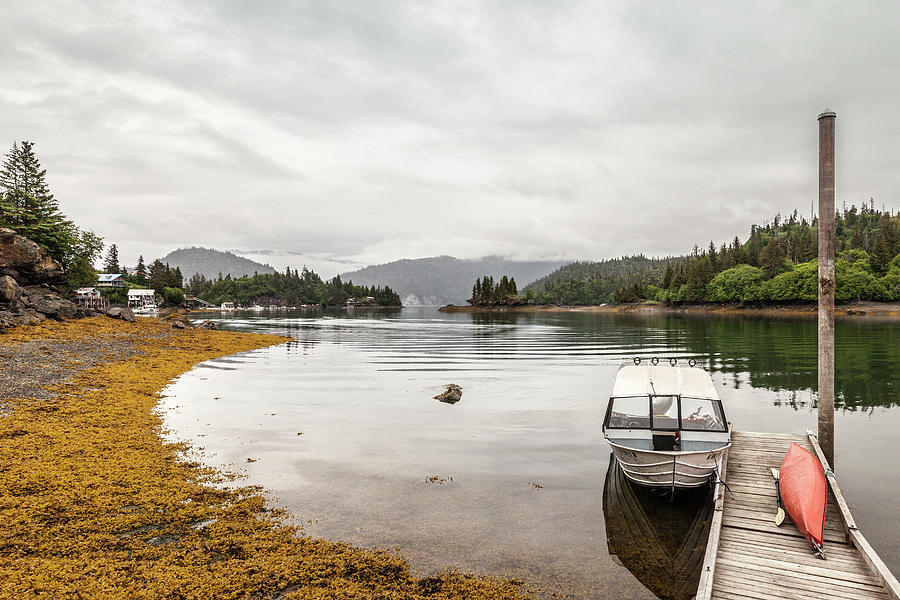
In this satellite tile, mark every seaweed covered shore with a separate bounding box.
[0,317,530,599]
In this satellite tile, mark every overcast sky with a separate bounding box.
[3,1,900,276]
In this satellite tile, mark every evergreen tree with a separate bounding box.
[103,244,121,273]
[148,259,168,290]
[0,141,103,285]
[136,255,147,278]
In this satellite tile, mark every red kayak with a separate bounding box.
[779,442,827,555]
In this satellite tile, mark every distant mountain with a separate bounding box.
[339,256,567,306]
[161,247,276,280]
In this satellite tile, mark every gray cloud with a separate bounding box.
[2,1,900,277]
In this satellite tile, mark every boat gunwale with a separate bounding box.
[607,439,732,458]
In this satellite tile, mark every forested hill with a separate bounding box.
[340,256,566,306]
[524,256,674,304]
[161,247,276,280]
[527,204,900,305]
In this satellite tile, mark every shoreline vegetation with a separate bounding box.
[440,300,900,318]
[0,317,529,599]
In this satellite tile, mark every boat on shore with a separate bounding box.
[602,359,731,492]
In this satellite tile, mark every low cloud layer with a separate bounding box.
[3,1,900,276]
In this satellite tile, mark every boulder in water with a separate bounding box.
[434,384,462,404]
[106,306,136,323]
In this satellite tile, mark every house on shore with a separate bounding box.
[127,289,157,310]
[75,287,108,311]
[96,273,126,288]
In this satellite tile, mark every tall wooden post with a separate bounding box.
[817,109,836,468]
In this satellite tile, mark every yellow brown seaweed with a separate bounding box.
[0,317,530,599]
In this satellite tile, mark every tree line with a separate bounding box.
[522,204,900,305]
[185,269,402,307]
[468,275,521,306]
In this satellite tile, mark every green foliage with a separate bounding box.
[882,255,900,300]
[757,261,817,301]
[706,265,764,302]
[0,141,103,285]
[99,287,128,305]
[835,250,889,301]
[524,256,669,305]
[147,260,182,290]
[537,204,900,305]
[185,267,401,307]
[159,287,185,306]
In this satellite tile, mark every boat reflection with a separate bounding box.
[602,453,713,600]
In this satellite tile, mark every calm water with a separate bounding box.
[160,308,900,599]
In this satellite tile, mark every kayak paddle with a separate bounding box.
[771,468,785,526]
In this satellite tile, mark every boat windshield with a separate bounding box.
[651,395,679,430]
[606,395,727,432]
[606,396,650,429]
[680,397,727,432]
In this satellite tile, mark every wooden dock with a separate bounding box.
[697,430,900,600]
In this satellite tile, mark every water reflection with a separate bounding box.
[163,307,900,598]
[462,312,900,410]
[602,453,712,600]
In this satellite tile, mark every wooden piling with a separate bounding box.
[817,109,836,468]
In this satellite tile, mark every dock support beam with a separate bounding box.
[817,109,836,468]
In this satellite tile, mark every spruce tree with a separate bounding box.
[135,255,147,278]
[103,244,121,273]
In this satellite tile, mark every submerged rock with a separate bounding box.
[434,383,462,404]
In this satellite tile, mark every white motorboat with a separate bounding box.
[131,303,159,317]
[602,359,731,492]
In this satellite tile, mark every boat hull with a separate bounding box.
[603,453,713,600]
[779,442,827,551]
[609,442,730,490]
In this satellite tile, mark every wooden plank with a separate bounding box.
[806,430,900,600]
[718,537,862,566]
[715,565,889,600]
[697,450,729,600]
[718,540,868,572]
[716,557,886,592]
[702,431,895,600]
[716,551,883,586]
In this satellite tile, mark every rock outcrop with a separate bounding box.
[0,228,87,331]
[0,228,66,285]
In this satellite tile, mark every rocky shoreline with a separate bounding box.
[439,300,900,318]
